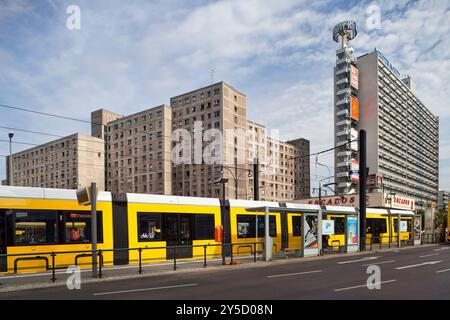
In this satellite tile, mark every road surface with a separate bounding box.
[1,244,449,300]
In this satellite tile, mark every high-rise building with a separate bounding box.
[101,105,172,194]
[357,49,439,205]
[91,108,123,140]
[170,82,248,199]
[288,138,311,199]
[438,191,449,212]
[246,121,310,201]
[7,133,105,190]
[332,21,439,206]
[332,21,360,195]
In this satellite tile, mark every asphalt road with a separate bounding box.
[1,244,450,300]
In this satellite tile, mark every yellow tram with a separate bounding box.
[0,186,415,274]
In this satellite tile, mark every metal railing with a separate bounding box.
[361,235,420,251]
[0,242,263,283]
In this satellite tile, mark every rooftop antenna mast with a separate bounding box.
[210,69,215,84]
[333,20,357,48]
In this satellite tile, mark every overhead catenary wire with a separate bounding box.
[0,102,359,165]
[0,103,354,193]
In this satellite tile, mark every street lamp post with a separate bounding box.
[220,166,252,199]
[8,132,14,186]
[213,177,229,263]
[387,190,396,247]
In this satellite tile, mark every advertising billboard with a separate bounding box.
[383,194,415,210]
[414,216,422,245]
[347,217,358,245]
[350,128,358,151]
[350,65,359,89]
[350,159,359,182]
[350,96,359,121]
[367,174,383,190]
[322,220,335,235]
[400,221,408,232]
[304,215,318,249]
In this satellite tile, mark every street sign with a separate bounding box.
[76,186,97,206]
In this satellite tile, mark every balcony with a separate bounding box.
[336,119,351,127]
[336,109,349,117]
[336,171,349,178]
[336,67,348,75]
[336,129,350,137]
[336,88,351,96]
[337,151,351,158]
[336,78,349,86]
[337,161,350,168]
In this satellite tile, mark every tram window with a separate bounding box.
[237,215,256,238]
[257,216,277,237]
[292,216,301,236]
[366,218,387,234]
[237,215,276,238]
[195,214,215,240]
[331,217,345,235]
[14,211,57,245]
[63,211,103,243]
[137,213,161,241]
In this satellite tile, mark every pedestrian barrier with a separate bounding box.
[0,242,263,283]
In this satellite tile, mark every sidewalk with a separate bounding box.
[0,243,439,293]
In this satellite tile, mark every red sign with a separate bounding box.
[350,96,359,121]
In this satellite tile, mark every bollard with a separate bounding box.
[98,250,103,278]
[51,252,56,283]
[230,244,233,265]
[203,245,207,268]
[138,248,143,274]
[173,247,177,271]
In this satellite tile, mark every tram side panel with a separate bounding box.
[0,196,113,274]
[229,206,282,256]
[125,195,222,265]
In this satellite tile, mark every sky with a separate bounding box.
[0,0,449,195]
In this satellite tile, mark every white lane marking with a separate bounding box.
[337,256,379,264]
[361,260,396,267]
[436,269,450,274]
[434,247,450,251]
[334,280,397,292]
[420,253,439,258]
[267,270,322,278]
[93,283,198,296]
[395,261,442,270]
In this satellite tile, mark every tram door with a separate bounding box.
[164,214,193,259]
[0,212,6,272]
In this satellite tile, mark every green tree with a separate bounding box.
[437,208,446,227]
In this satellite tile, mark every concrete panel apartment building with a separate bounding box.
[357,50,439,205]
[246,121,310,201]
[4,81,311,201]
[93,105,173,195]
[5,133,105,190]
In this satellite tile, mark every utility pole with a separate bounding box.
[359,129,367,251]
[253,158,259,201]
[8,132,14,186]
[91,182,98,278]
[214,178,228,263]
